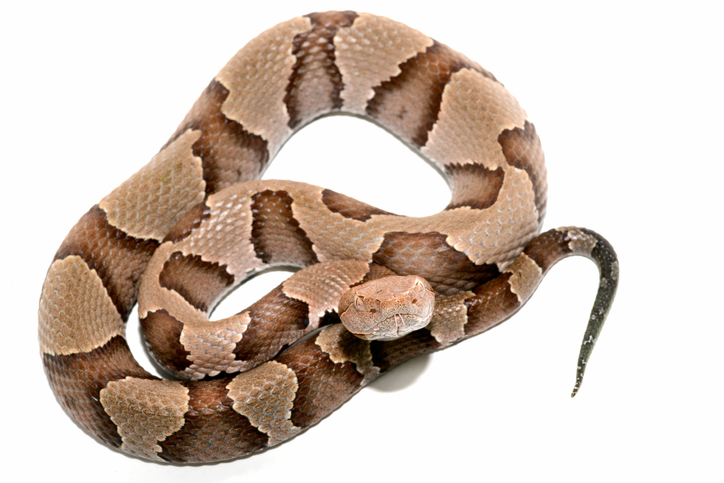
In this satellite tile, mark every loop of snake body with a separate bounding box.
[39,11,619,463]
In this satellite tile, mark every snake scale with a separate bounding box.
[38,11,618,463]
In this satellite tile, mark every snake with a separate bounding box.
[38,11,619,464]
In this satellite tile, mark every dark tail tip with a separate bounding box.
[569,228,618,397]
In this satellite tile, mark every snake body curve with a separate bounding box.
[39,11,618,463]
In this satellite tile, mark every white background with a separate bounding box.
[2,1,722,481]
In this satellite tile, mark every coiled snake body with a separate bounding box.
[39,11,618,463]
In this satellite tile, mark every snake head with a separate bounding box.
[338,275,435,341]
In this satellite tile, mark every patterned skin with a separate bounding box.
[39,12,617,463]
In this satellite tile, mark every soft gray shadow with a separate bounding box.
[367,353,432,392]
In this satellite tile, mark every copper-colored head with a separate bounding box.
[338,275,435,341]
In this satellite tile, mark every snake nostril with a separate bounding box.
[370,308,377,314]
[412,298,418,304]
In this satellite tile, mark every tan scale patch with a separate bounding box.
[315,324,379,378]
[422,69,528,171]
[226,361,300,445]
[367,166,539,268]
[504,252,543,303]
[277,181,385,262]
[38,256,124,355]
[215,16,311,158]
[173,178,361,272]
[181,179,379,266]
[138,243,211,324]
[427,291,473,345]
[99,130,206,241]
[100,377,189,461]
[558,227,598,255]
[334,12,433,113]
[180,311,252,380]
[173,182,277,277]
[281,260,370,326]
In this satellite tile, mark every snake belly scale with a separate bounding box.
[38,11,619,463]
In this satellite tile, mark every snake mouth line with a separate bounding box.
[383,309,434,336]
[382,311,430,322]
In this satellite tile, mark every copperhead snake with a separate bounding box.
[38,11,618,463]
